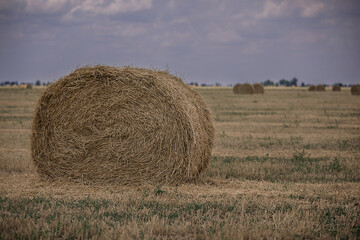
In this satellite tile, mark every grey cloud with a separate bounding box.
[63,0,152,21]
[0,0,359,85]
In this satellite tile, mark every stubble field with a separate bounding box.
[0,87,359,239]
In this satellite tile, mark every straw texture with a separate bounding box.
[233,83,254,94]
[253,83,264,94]
[315,85,326,91]
[31,66,214,185]
[233,84,242,94]
[351,84,360,95]
[308,85,316,91]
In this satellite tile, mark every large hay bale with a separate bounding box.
[238,83,255,94]
[351,84,360,95]
[31,65,214,185]
[233,83,242,94]
[332,85,341,91]
[253,83,264,94]
[308,85,316,91]
[26,84,33,89]
[315,84,326,91]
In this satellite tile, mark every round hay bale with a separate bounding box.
[31,65,215,185]
[351,84,360,95]
[308,85,316,91]
[233,83,242,94]
[238,83,255,94]
[253,83,264,94]
[26,84,33,89]
[315,84,326,91]
[332,85,341,91]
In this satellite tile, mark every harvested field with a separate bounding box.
[1,86,359,239]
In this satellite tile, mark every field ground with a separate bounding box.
[0,87,359,239]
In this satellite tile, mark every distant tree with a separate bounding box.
[215,82,221,87]
[301,82,305,87]
[262,79,274,86]
[334,82,344,87]
[290,77,298,86]
[279,79,290,87]
[35,80,41,86]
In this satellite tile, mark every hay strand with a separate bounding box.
[31,65,214,185]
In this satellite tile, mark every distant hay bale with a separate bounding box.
[31,65,215,185]
[315,84,326,91]
[351,84,360,95]
[253,83,264,94]
[332,85,341,91]
[26,84,33,89]
[233,83,242,94]
[237,83,255,94]
[308,85,316,91]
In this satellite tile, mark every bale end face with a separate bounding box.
[31,66,214,185]
[237,83,255,94]
[351,84,360,95]
[233,84,242,94]
[308,85,316,91]
[315,84,326,91]
[253,83,264,94]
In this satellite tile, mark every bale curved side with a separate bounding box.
[31,66,214,185]
[233,84,242,94]
[351,84,360,95]
[253,83,264,94]
[238,83,255,94]
[332,85,341,91]
[308,85,316,91]
[315,84,326,91]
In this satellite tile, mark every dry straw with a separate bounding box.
[308,85,316,91]
[234,83,255,94]
[26,84,33,89]
[315,84,326,91]
[351,84,360,95]
[253,83,264,94]
[332,85,341,91]
[31,65,214,185]
[232,84,242,94]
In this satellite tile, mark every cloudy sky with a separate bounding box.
[1,0,359,85]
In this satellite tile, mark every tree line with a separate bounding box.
[0,80,51,86]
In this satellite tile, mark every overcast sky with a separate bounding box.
[1,0,360,85]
